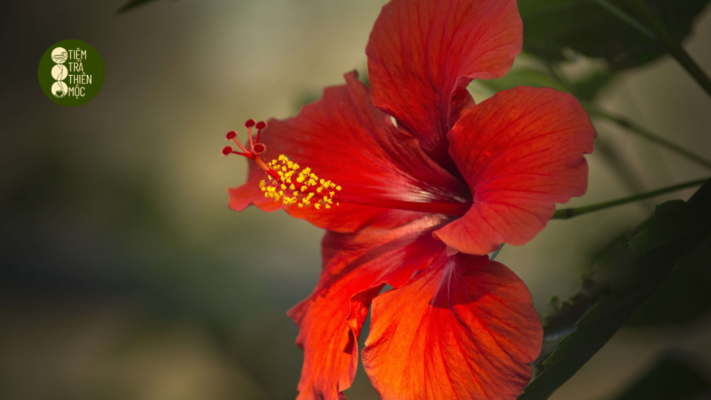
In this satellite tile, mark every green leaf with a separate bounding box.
[118,0,168,13]
[477,68,569,93]
[519,180,711,400]
[610,353,711,400]
[627,237,711,326]
[532,231,638,374]
[477,66,613,102]
[518,0,711,70]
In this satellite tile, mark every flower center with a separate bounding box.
[223,120,471,216]
[222,119,341,210]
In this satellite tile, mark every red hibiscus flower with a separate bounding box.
[223,0,596,399]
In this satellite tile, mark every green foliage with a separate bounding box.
[478,69,568,93]
[518,0,710,70]
[628,227,711,326]
[610,353,711,400]
[478,67,613,102]
[519,180,711,400]
[531,231,638,376]
[118,0,167,13]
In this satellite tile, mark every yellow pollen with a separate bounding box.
[260,154,341,210]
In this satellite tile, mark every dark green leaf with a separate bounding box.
[610,353,711,400]
[118,0,168,13]
[519,180,711,400]
[628,237,711,326]
[518,0,711,70]
[532,231,638,373]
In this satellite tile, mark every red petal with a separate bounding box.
[435,87,596,255]
[366,0,522,170]
[288,216,448,400]
[229,71,465,232]
[362,253,542,400]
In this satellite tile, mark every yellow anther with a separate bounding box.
[260,154,341,211]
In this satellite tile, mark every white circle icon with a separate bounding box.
[51,64,68,80]
[51,47,68,64]
[52,82,68,98]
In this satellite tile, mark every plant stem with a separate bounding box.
[630,0,711,99]
[552,178,708,219]
[594,0,655,39]
[587,106,711,170]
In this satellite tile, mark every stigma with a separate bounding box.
[222,119,267,159]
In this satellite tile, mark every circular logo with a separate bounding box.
[51,65,68,80]
[38,40,105,106]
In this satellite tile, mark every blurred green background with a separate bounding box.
[1,1,711,399]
